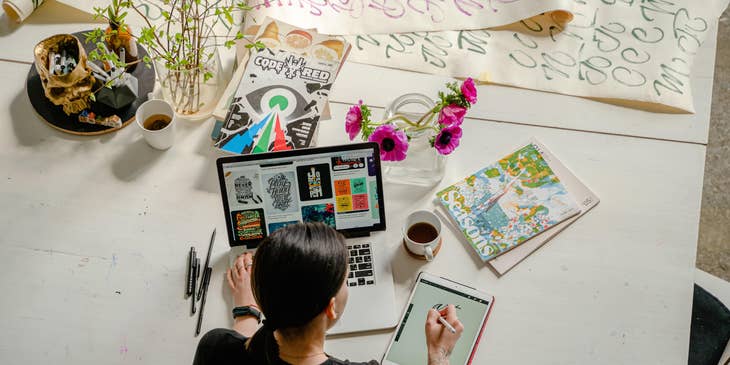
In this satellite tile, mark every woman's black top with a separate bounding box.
[193,328,380,365]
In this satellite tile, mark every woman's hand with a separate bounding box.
[227,253,259,337]
[226,252,256,308]
[425,304,464,365]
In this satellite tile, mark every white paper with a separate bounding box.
[246,0,574,35]
[343,0,730,112]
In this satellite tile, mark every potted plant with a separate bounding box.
[86,0,262,116]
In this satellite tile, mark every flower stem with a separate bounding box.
[378,114,420,127]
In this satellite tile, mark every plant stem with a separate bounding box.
[378,114,420,127]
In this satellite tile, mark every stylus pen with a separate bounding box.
[196,267,213,336]
[197,228,216,301]
[438,315,457,334]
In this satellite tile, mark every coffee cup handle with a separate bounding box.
[424,246,434,262]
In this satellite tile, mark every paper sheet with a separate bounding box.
[342,0,730,112]
[2,0,44,22]
[246,0,574,35]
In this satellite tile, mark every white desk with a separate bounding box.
[0,15,716,365]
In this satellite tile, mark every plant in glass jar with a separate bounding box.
[85,0,263,116]
[345,78,477,185]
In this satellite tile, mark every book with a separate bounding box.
[436,140,581,261]
[485,139,600,275]
[213,18,350,154]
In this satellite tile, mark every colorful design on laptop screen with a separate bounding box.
[221,147,383,246]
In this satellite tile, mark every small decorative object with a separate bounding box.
[78,110,122,128]
[346,78,478,186]
[88,61,138,110]
[102,0,138,72]
[33,34,95,115]
[86,0,263,117]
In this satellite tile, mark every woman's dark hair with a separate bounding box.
[247,222,348,364]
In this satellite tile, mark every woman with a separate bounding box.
[193,222,463,365]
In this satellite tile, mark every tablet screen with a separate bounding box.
[384,277,491,365]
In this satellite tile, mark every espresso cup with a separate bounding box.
[403,210,442,261]
[136,99,175,150]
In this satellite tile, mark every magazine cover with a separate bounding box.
[436,142,580,261]
[214,18,349,154]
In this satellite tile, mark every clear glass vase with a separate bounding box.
[382,93,446,186]
[157,47,222,118]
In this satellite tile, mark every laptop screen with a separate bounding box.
[216,142,386,248]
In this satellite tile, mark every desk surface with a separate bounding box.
[0,10,718,364]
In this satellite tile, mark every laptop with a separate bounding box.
[215,142,398,335]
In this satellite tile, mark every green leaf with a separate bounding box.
[203,71,214,82]
[224,40,235,48]
[89,93,96,102]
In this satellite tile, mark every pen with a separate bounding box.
[191,256,199,315]
[186,247,195,297]
[197,228,216,301]
[196,267,213,336]
[438,315,457,334]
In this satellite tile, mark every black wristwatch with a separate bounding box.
[232,306,262,323]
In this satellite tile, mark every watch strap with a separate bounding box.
[232,306,262,323]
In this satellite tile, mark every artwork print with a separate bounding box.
[234,173,263,204]
[296,163,333,201]
[231,209,267,241]
[268,220,299,234]
[263,171,299,213]
[301,203,336,228]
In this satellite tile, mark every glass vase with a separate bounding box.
[382,93,446,186]
[157,47,222,118]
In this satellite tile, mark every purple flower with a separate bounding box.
[434,125,463,155]
[345,101,363,140]
[460,78,477,104]
[368,124,408,161]
[438,104,467,126]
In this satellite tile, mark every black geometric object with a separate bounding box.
[689,284,730,365]
[25,30,155,136]
[95,74,139,110]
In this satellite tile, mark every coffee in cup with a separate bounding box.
[403,210,442,261]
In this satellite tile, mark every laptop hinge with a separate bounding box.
[342,230,371,238]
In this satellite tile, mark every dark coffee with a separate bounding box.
[407,222,439,243]
[143,114,172,131]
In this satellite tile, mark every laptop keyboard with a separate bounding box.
[346,243,375,287]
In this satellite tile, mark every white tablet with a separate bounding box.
[382,272,495,365]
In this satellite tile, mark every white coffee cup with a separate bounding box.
[136,99,175,150]
[403,210,442,261]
